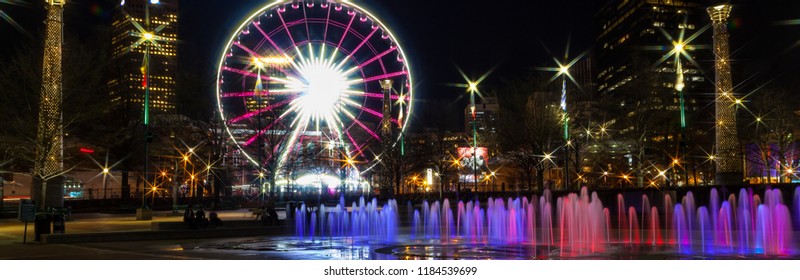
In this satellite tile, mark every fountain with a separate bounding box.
[290,186,798,259]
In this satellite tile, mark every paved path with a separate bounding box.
[0,209,287,259]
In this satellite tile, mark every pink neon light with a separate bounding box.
[345,130,365,158]
[350,116,381,141]
[337,12,356,50]
[228,98,292,124]
[349,27,379,56]
[363,71,408,83]
[233,41,260,58]
[358,46,396,68]
[253,22,284,54]
[221,91,259,98]
[360,106,401,124]
[244,113,289,146]
[276,9,297,50]
[358,92,408,101]
[223,66,259,78]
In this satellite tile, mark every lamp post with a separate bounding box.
[673,43,689,187]
[558,66,571,190]
[131,0,164,218]
[467,82,479,195]
[102,167,109,200]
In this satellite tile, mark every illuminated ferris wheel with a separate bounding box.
[216,0,413,173]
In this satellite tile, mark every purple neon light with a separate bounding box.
[358,46,396,68]
[363,71,408,83]
[228,98,292,124]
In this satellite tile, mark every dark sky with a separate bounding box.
[2,0,799,130]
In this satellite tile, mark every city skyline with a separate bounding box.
[2,0,800,264]
[1,0,797,132]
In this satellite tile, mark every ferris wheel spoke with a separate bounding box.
[362,70,408,83]
[222,66,262,79]
[344,129,367,159]
[356,46,397,69]
[243,114,289,147]
[276,8,305,63]
[336,12,357,51]
[228,98,293,124]
[322,1,332,43]
[341,110,381,141]
[353,91,406,101]
[347,27,379,60]
[252,22,292,59]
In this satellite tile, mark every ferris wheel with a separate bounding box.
[216,0,413,173]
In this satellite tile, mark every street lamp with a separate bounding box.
[652,19,708,187]
[455,67,493,197]
[120,0,167,215]
[673,42,689,187]
[538,49,587,190]
[558,64,571,190]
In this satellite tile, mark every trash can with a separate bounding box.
[287,201,295,219]
[52,213,65,233]
[34,213,52,241]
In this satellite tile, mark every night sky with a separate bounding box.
[1,0,798,131]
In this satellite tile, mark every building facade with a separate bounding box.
[594,0,712,187]
[110,0,179,122]
[464,96,500,158]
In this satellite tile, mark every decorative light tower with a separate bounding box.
[380,79,393,197]
[34,0,66,211]
[707,4,742,185]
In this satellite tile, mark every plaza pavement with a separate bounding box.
[0,208,289,259]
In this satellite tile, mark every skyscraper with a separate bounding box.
[596,0,706,99]
[595,0,711,186]
[110,0,178,122]
[464,96,500,157]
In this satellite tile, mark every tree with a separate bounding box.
[601,55,677,188]
[497,77,562,190]
[739,85,800,183]
[0,34,111,208]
